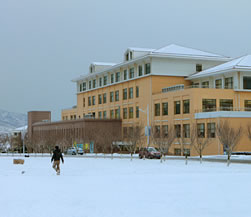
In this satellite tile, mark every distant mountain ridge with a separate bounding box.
[0,109,27,133]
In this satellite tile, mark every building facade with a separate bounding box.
[62,44,251,155]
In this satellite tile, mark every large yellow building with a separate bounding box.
[62,44,251,155]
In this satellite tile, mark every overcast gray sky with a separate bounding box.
[1,0,251,120]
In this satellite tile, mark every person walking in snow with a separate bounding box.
[51,146,64,175]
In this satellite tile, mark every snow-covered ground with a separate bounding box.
[0,156,250,217]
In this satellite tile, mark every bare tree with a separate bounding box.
[0,133,9,153]
[216,120,242,166]
[246,124,251,141]
[124,124,144,161]
[191,124,211,164]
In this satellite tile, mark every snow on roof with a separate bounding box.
[127,47,155,52]
[152,44,228,59]
[189,55,251,79]
[91,62,117,66]
[13,125,27,132]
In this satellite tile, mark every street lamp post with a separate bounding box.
[139,104,150,146]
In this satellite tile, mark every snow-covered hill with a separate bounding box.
[0,109,27,133]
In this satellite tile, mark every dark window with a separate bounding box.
[103,111,107,118]
[183,100,190,114]
[136,106,139,118]
[103,93,107,104]
[162,102,168,115]
[154,126,160,138]
[123,108,128,119]
[197,123,205,138]
[138,65,143,76]
[129,107,133,119]
[83,82,86,91]
[98,111,102,118]
[215,79,222,89]
[80,83,82,92]
[175,125,181,138]
[129,87,133,99]
[88,96,91,106]
[89,81,92,89]
[245,100,251,111]
[145,63,151,74]
[202,99,216,112]
[220,99,233,111]
[110,92,114,102]
[136,86,139,98]
[184,149,190,156]
[93,79,96,88]
[98,94,102,104]
[126,53,129,61]
[111,74,114,84]
[202,81,209,88]
[115,109,120,119]
[224,77,233,89]
[115,72,120,82]
[83,98,85,107]
[99,78,102,87]
[124,70,127,80]
[155,103,160,116]
[183,124,190,138]
[162,125,168,137]
[103,76,107,85]
[123,88,127,100]
[196,64,202,72]
[174,101,181,114]
[174,148,181,156]
[115,90,119,101]
[110,110,114,119]
[92,96,95,105]
[207,123,216,138]
[129,68,134,79]
[243,77,251,89]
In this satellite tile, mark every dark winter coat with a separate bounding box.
[51,149,64,163]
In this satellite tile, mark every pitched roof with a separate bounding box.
[127,47,155,52]
[91,62,117,66]
[189,55,251,79]
[152,44,228,59]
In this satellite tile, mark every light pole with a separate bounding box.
[139,104,150,146]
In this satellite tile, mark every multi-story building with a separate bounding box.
[62,44,251,155]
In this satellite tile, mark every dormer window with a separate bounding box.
[130,51,133,59]
[90,66,93,73]
[126,53,129,61]
[196,64,202,72]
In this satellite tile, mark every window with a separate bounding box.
[103,76,107,85]
[92,96,95,105]
[215,79,222,89]
[115,109,120,119]
[207,123,216,138]
[225,77,233,89]
[123,127,128,138]
[162,102,168,116]
[123,108,128,119]
[196,64,202,72]
[245,100,251,111]
[83,98,85,107]
[183,124,190,138]
[124,70,127,80]
[130,51,133,59]
[103,111,107,118]
[115,90,119,101]
[138,65,143,76]
[183,100,190,114]
[126,53,129,61]
[110,110,114,119]
[136,86,139,98]
[129,87,133,99]
[175,125,181,138]
[174,148,181,156]
[202,81,209,88]
[80,83,82,92]
[145,63,151,74]
[93,79,96,88]
[98,111,102,118]
[220,99,233,111]
[162,125,168,137]
[115,72,120,82]
[111,74,114,84]
[99,77,102,87]
[103,93,107,104]
[155,103,160,116]
[136,106,139,118]
[88,96,91,106]
[197,123,205,138]
[123,88,127,100]
[184,149,190,156]
[98,94,102,104]
[243,77,251,89]
[155,126,160,138]
[82,82,86,91]
[129,68,134,79]
[110,92,114,102]
[202,99,216,112]
[174,101,181,114]
[89,81,92,89]
[129,107,133,119]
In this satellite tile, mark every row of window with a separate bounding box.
[194,77,233,89]
[79,64,151,92]
[85,87,139,107]
[96,106,140,119]
[154,100,190,116]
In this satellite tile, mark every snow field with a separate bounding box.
[0,156,250,217]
